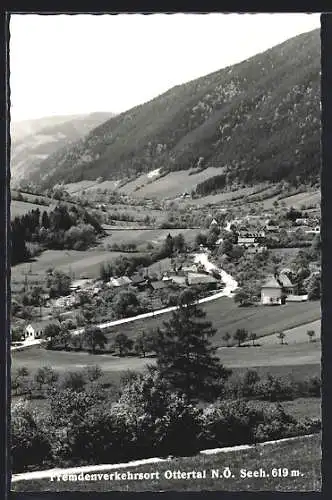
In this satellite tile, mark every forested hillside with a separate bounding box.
[25,29,320,192]
[11,112,115,187]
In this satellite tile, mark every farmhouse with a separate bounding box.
[261,276,282,305]
[305,226,320,235]
[278,273,297,296]
[22,319,57,341]
[237,231,266,248]
[131,274,152,290]
[151,280,170,291]
[70,278,95,292]
[107,276,132,288]
[187,272,219,289]
[210,218,219,228]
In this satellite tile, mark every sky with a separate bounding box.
[9,13,320,122]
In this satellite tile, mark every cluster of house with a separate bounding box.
[161,263,221,289]
[53,279,103,308]
[236,231,267,253]
[260,270,307,305]
[104,262,223,293]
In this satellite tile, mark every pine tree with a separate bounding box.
[153,301,231,401]
[41,211,50,229]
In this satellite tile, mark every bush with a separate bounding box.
[296,376,321,398]
[60,371,87,392]
[201,400,299,448]
[253,374,295,402]
[11,401,52,472]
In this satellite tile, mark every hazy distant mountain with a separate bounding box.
[10,112,115,187]
[25,29,320,194]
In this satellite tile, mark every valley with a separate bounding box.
[9,21,321,492]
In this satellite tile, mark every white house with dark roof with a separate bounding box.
[261,276,282,305]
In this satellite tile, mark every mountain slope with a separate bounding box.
[27,29,320,192]
[10,112,115,187]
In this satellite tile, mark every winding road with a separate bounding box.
[11,253,238,350]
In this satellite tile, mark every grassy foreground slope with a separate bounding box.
[12,433,321,492]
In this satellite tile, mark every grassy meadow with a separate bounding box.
[11,433,321,492]
[100,298,321,347]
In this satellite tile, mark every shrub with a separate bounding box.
[11,401,52,472]
[60,371,87,392]
[253,374,295,402]
[201,400,298,448]
[296,376,321,398]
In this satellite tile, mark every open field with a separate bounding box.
[11,200,54,219]
[118,167,227,199]
[252,320,321,346]
[102,228,200,246]
[262,190,320,210]
[12,338,321,375]
[181,185,266,207]
[12,433,321,492]
[105,205,166,223]
[11,228,200,285]
[64,180,113,194]
[281,398,321,421]
[101,298,321,347]
[11,249,127,283]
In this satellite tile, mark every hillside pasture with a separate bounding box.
[64,180,102,194]
[102,228,201,247]
[11,190,54,205]
[180,185,266,207]
[262,190,320,210]
[11,228,200,286]
[11,248,126,283]
[11,200,54,219]
[119,167,227,199]
[250,320,321,346]
[11,338,320,375]
[103,298,321,347]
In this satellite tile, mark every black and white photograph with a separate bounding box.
[9,12,322,492]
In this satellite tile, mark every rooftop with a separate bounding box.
[261,276,282,289]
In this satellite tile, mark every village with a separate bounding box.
[13,200,321,347]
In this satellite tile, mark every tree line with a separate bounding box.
[11,203,104,265]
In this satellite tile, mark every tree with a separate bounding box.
[195,232,207,248]
[222,332,231,347]
[42,322,61,349]
[82,305,95,323]
[277,332,286,345]
[206,231,218,249]
[153,303,231,401]
[113,332,134,357]
[113,290,141,319]
[83,364,103,382]
[249,332,257,346]
[173,233,186,254]
[233,328,248,347]
[41,210,50,229]
[83,326,107,354]
[59,327,72,350]
[163,233,174,257]
[61,371,87,392]
[134,331,156,357]
[178,288,198,307]
[307,274,321,300]
[34,366,59,394]
[12,367,30,396]
[307,329,316,343]
[233,288,251,307]
[11,402,52,473]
